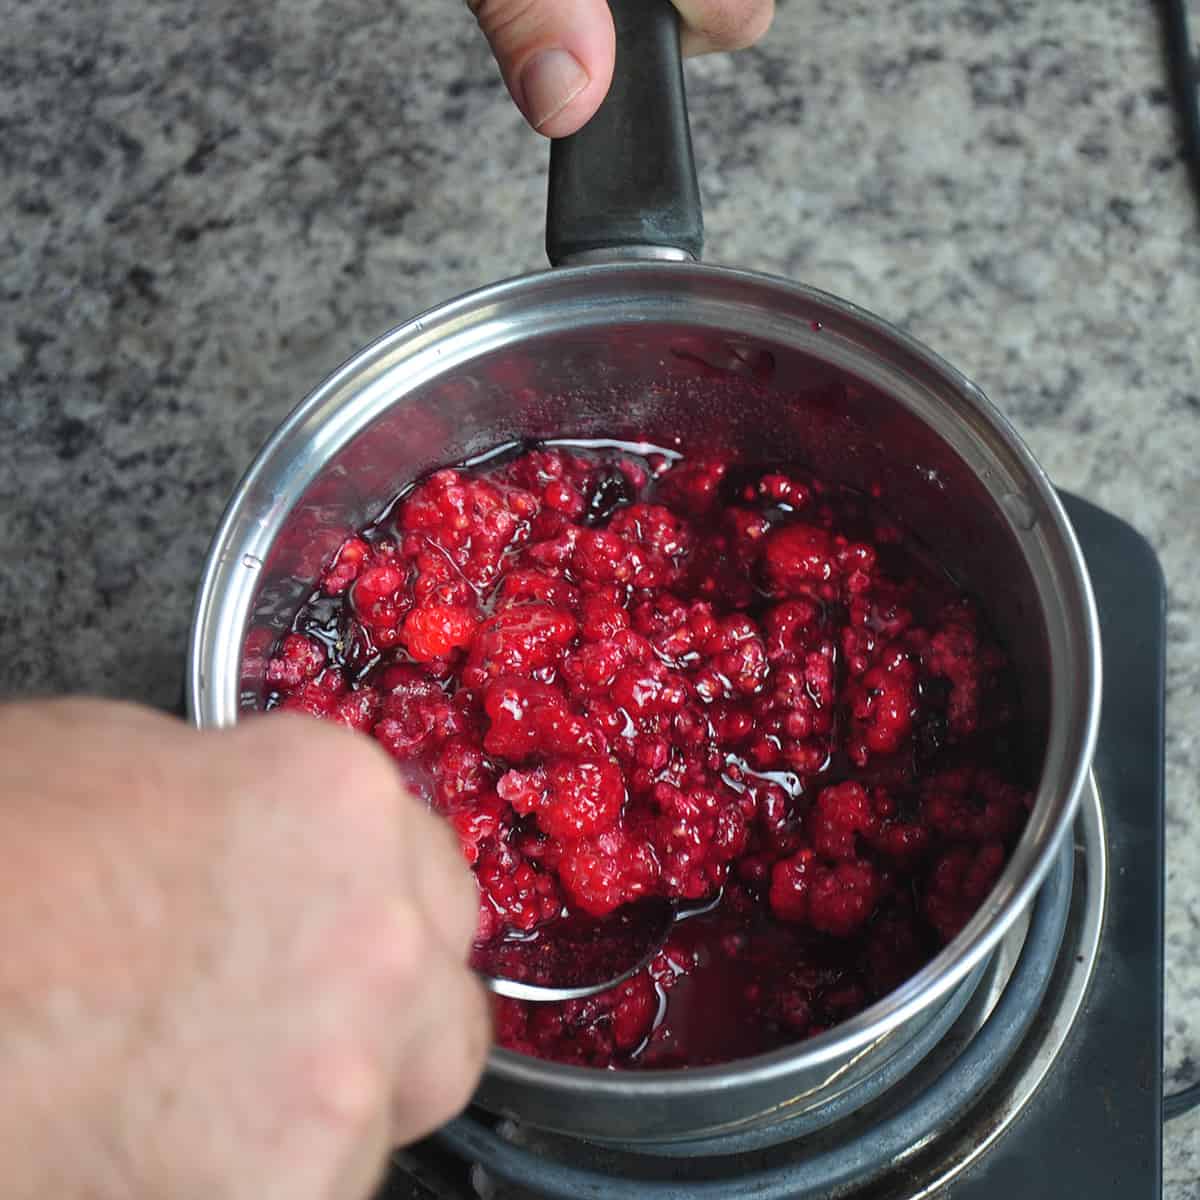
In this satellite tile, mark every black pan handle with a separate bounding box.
[546,0,704,265]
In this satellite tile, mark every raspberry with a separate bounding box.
[482,677,605,762]
[648,941,695,991]
[763,523,835,594]
[562,638,629,693]
[808,860,881,936]
[476,895,502,946]
[871,817,933,867]
[400,470,538,590]
[609,503,691,561]
[611,972,657,1050]
[773,990,814,1034]
[756,472,811,509]
[921,768,1029,844]
[544,479,586,517]
[611,660,690,720]
[262,444,1033,1071]
[764,524,876,601]
[322,536,370,595]
[477,846,563,934]
[463,604,577,686]
[557,828,660,916]
[372,671,468,762]
[354,563,405,610]
[502,448,599,506]
[431,738,493,810]
[924,843,1006,942]
[447,791,510,865]
[400,603,476,662]
[573,504,692,588]
[870,589,915,640]
[499,758,624,842]
[762,599,823,663]
[810,782,879,861]
[654,459,727,515]
[331,688,380,732]
[579,588,630,641]
[545,758,624,838]
[769,848,816,923]
[571,529,637,585]
[408,542,474,609]
[841,621,876,679]
[496,766,547,814]
[747,649,836,774]
[494,568,579,612]
[265,633,325,690]
[846,644,918,766]
[918,602,1008,738]
[697,615,768,698]
[533,997,616,1066]
[523,523,580,569]
[632,593,709,657]
[770,851,880,936]
[754,780,801,851]
[926,620,981,735]
[278,669,345,717]
[642,779,748,899]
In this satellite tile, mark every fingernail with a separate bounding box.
[519,49,589,130]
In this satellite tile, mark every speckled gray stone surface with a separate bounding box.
[1,0,1197,1189]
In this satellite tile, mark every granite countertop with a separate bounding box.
[1,0,1197,1190]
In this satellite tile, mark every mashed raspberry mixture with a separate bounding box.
[263,442,1032,1069]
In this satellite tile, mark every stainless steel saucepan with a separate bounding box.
[187,0,1100,1144]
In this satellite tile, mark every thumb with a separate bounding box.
[470,0,616,138]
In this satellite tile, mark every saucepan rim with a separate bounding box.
[186,259,1101,1099]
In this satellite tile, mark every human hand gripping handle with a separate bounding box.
[0,700,490,1200]
[469,0,774,138]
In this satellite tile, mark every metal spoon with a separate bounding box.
[474,895,717,1003]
